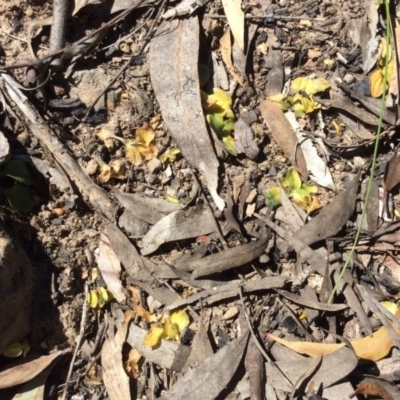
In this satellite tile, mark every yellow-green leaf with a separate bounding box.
[135,127,155,146]
[160,148,180,164]
[222,135,237,154]
[281,168,302,191]
[3,342,24,358]
[301,183,318,195]
[291,188,312,210]
[163,319,180,341]
[170,309,190,332]
[266,187,281,208]
[292,77,330,95]
[165,195,180,204]
[370,68,385,98]
[206,88,233,116]
[144,325,164,348]
[88,290,99,308]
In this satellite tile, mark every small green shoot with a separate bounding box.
[266,168,321,213]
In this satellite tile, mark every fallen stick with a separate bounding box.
[0,72,115,220]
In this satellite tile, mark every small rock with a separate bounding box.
[352,80,370,97]
[145,173,158,185]
[17,132,31,147]
[222,306,239,320]
[343,74,355,84]
[259,254,270,263]
[147,158,162,173]
[85,159,99,175]
[240,110,258,126]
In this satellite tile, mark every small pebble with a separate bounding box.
[145,173,158,185]
[343,74,355,84]
[259,254,270,264]
[85,159,99,175]
[17,132,31,146]
[147,157,162,173]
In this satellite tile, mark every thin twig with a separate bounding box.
[238,286,294,391]
[1,1,150,71]
[62,285,89,400]
[83,0,167,119]
[49,0,69,69]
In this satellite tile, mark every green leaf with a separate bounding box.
[222,135,236,154]
[222,118,236,135]
[281,168,302,191]
[2,184,35,212]
[266,187,281,208]
[207,113,225,134]
[0,160,35,185]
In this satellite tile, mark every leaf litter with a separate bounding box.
[1,0,400,399]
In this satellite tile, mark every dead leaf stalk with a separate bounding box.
[238,286,294,391]
[61,285,89,400]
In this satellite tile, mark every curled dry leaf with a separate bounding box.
[97,160,126,183]
[101,312,133,400]
[220,28,246,86]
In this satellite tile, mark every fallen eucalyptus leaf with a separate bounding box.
[149,17,224,210]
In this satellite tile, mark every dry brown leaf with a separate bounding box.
[220,28,246,87]
[259,99,307,175]
[97,160,126,183]
[101,312,133,400]
[159,331,249,400]
[0,350,67,389]
[268,306,400,361]
[140,205,216,256]
[149,18,224,210]
[96,233,126,302]
[351,382,394,400]
[221,0,245,52]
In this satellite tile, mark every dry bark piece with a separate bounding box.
[189,231,268,278]
[238,310,264,400]
[164,276,286,311]
[293,173,360,246]
[1,73,115,220]
[350,92,396,125]
[101,313,132,400]
[266,346,357,393]
[234,117,259,159]
[259,99,307,175]
[158,331,249,400]
[149,17,224,210]
[275,289,348,312]
[221,0,245,52]
[285,111,336,190]
[351,377,400,400]
[140,206,216,256]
